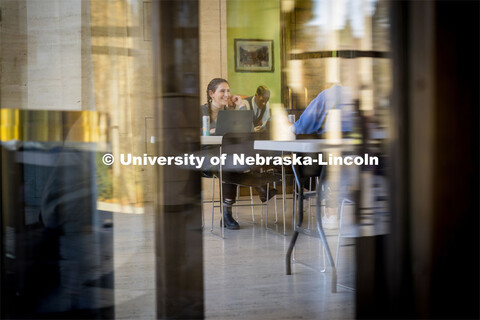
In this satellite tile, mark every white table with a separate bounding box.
[200,135,222,145]
[254,138,355,152]
[253,138,356,292]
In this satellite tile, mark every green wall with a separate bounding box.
[227,0,281,104]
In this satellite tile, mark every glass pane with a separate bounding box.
[1,0,156,318]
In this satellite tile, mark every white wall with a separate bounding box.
[26,0,82,110]
[199,0,227,105]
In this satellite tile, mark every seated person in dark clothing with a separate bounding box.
[201,78,277,230]
[241,85,271,133]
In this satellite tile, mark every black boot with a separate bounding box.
[220,204,240,230]
[256,186,278,203]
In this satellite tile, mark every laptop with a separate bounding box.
[215,110,254,136]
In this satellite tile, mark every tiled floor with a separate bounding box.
[112,207,156,319]
[203,196,355,319]
[111,194,356,319]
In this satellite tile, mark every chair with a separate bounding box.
[263,158,296,230]
[201,174,219,228]
[213,132,281,234]
[288,142,355,292]
[291,134,324,229]
[235,185,255,222]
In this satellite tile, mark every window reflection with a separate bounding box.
[1,0,156,318]
[280,0,392,293]
[1,0,394,318]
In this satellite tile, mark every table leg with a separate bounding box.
[286,177,304,275]
[286,165,304,274]
[286,166,338,293]
[265,183,269,229]
[219,146,224,238]
[315,169,337,293]
[292,178,296,231]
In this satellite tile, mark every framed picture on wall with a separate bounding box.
[234,39,274,72]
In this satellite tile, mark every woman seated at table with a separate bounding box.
[201,78,277,230]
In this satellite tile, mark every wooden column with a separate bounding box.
[152,0,204,318]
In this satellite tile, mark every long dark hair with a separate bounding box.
[206,78,229,121]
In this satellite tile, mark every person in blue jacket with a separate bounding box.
[291,85,353,135]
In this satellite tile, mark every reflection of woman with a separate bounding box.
[201,78,277,230]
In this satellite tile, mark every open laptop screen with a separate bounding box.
[215,110,254,136]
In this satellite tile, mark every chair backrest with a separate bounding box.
[295,134,325,179]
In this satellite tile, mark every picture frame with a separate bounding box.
[234,39,274,73]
